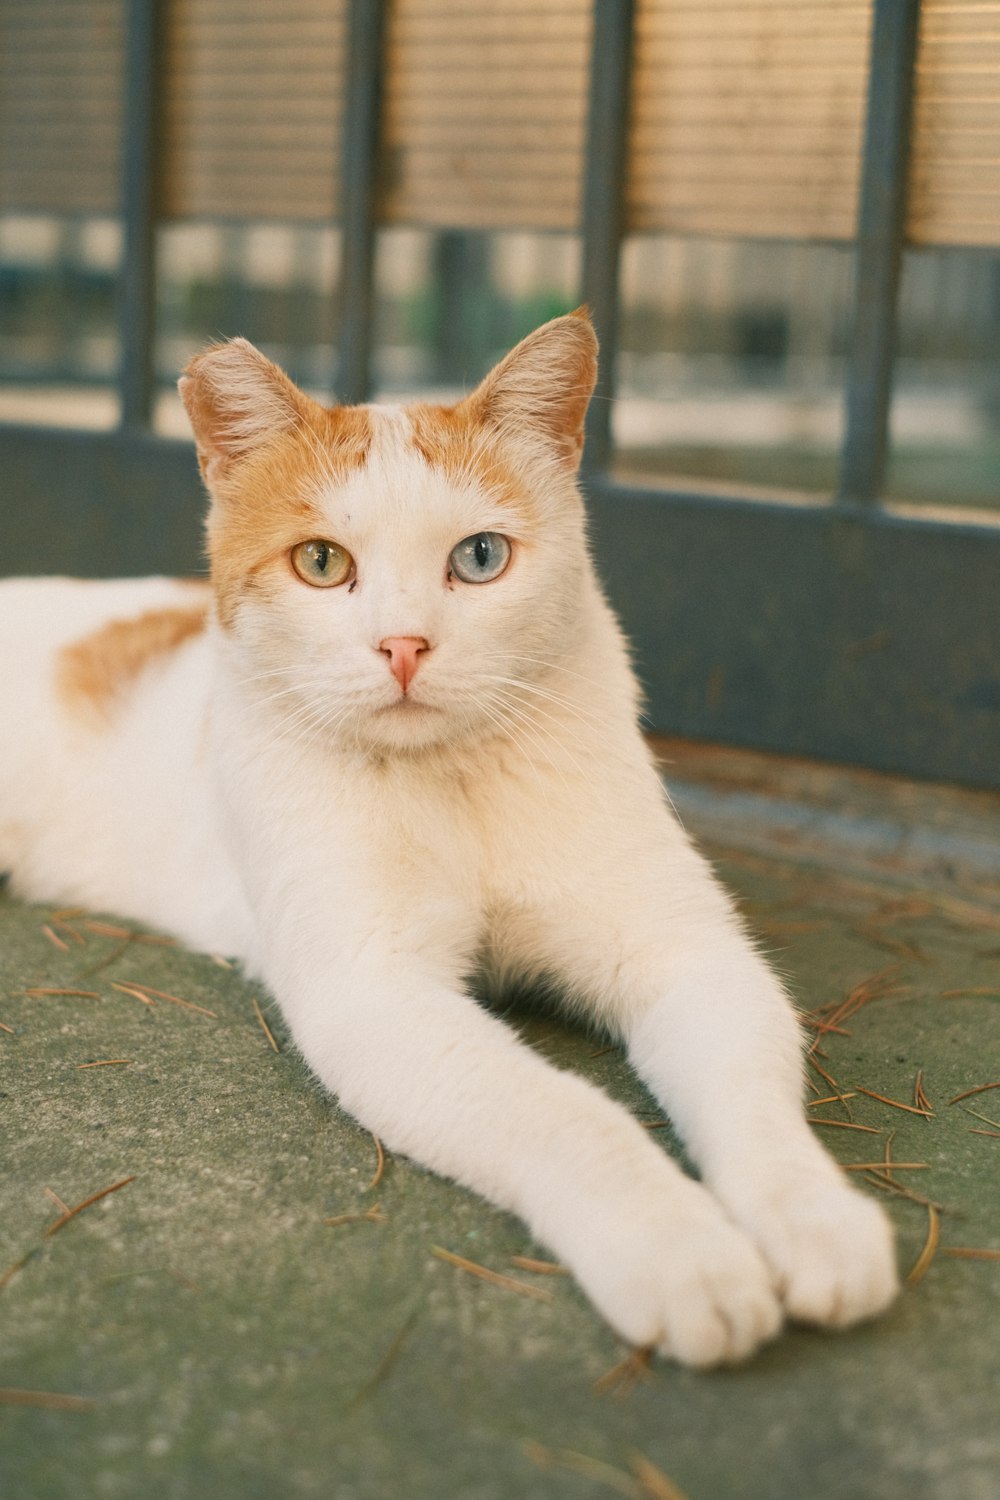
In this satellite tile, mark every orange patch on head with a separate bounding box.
[407,401,533,516]
[57,596,210,727]
[179,336,374,629]
[207,403,373,628]
[407,311,597,493]
[178,318,596,628]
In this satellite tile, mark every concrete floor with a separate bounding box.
[2,742,999,1500]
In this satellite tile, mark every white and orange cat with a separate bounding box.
[0,313,897,1365]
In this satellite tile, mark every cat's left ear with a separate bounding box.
[179,338,313,487]
[467,308,598,471]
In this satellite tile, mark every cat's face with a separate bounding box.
[180,314,598,753]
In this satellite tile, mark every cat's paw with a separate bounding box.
[569,1188,783,1368]
[742,1177,899,1329]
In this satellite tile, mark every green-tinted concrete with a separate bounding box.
[2,808,1000,1499]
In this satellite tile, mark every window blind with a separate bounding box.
[0,0,124,215]
[379,0,592,231]
[160,0,347,221]
[0,0,996,249]
[909,0,1000,246]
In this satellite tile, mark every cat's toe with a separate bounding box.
[574,1191,783,1368]
[755,1181,899,1329]
[658,1234,783,1367]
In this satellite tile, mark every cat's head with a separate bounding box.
[179,312,598,754]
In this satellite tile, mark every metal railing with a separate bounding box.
[2,0,999,788]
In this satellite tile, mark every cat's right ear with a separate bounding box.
[179,338,310,486]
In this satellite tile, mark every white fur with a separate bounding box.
[0,348,898,1365]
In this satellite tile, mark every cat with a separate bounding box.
[0,312,897,1366]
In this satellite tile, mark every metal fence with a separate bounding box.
[1,0,998,787]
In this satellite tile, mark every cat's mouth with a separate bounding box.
[363,692,453,751]
[376,695,442,714]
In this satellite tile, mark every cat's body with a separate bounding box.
[0,314,897,1364]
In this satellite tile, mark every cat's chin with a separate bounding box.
[358,698,455,753]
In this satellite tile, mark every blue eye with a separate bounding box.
[449,532,512,584]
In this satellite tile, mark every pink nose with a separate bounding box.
[379,636,430,693]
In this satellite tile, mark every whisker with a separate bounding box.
[484,691,584,793]
[254,694,360,759]
[478,674,626,761]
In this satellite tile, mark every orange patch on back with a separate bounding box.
[57,599,210,726]
[208,404,373,628]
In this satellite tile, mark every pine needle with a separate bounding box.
[110,982,156,1008]
[116,982,216,1018]
[324,1205,387,1228]
[21,988,101,999]
[804,966,908,1054]
[810,1119,882,1133]
[80,936,137,977]
[41,924,70,952]
[367,1134,386,1191]
[251,996,280,1052]
[431,1246,554,1302]
[863,1171,946,1212]
[948,1081,1000,1106]
[80,912,173,948]
[852,1085,933,1118]
[509,1255,569,1276]
[45,1176,136,1238]
[807,1056,843,1092]
[855,924,929,963]
[522,1440,641,1498]
[884,1130,897,1180]
[842,1162,929,1172]
[630,1450,692,1500]
[806,1056,854,1118]
[905,1204,941,1286]
[961,1105,1000,1130]
[82,919,174,947]
[51,918,87,947]
[346,1307,420,1411]
[0,1387,95,1412]
[81,920,133,939]
[77,1060,132,1069]
[940,1246,1000,1261]
[593,1346,655,1397]
[914,1068,933,1114]
[0,1248,40,1293]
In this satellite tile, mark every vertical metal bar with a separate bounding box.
[579,0,636,477]
[837,0,922,507]
[337,0,385,403]
[118,0,162,431]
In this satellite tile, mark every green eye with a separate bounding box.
[449,532,512,585]
[290,539,354,588]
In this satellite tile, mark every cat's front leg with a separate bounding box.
[266,930,782,1367]
[621,935,900,1329]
